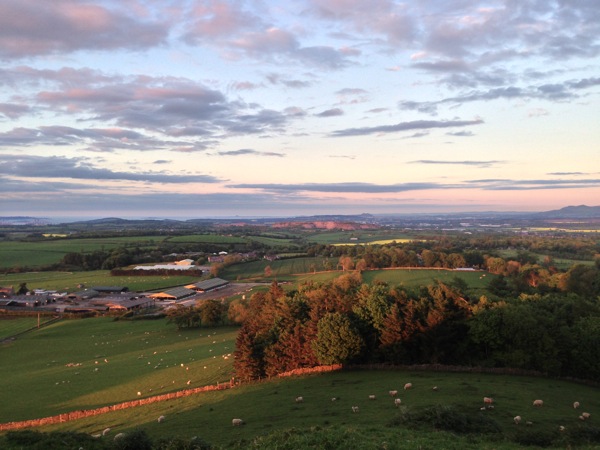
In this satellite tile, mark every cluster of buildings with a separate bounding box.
[0,278,230,314]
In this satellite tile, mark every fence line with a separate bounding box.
[0,365,343,432]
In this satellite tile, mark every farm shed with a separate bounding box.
[133,264,197,271]
[91,297,155,311]
[148,287,196,300]
[91,286,129,293]
[185,278,229,293]
[67,289,100,301]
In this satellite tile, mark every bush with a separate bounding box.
[112,429,153,450]
[3,430,109,449]
[154,436,212,450]
[389,404,501,435]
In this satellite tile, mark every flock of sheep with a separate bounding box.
[94,380,594,439]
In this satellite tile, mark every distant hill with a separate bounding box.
[536,205,600,219]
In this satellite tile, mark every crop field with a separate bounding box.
[0,236,164,269]
[0,271,201,293]
[221,257,333,281]
[25,364,600,449]
[0,318,237,423]
[305,230,421,245]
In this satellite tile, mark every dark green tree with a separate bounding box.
[312,312,364,364]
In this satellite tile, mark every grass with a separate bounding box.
[1,318,598,449]
[0,271,201,293]
[0,236,164,269]
[25,367,600,449]
[0,316,56,340]
[0,318,237,422]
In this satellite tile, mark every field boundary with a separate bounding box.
[0,364,343,432]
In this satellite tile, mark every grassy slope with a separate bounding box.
[32,368,600,449]
[1,319,598,449]
[0,318,237,422]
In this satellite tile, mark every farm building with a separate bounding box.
[174,259,195,266]
[185,278,229,293]
[133,264,198,271]
[90,297,154,311]
[67,289,100,301]
[91,286,129,293]
[148,287,196,300]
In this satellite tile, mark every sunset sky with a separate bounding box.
[1,0,599,218]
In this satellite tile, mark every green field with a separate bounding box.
[0,316,56,340]
[0,271,201,293]
[26,365,600,449]
[1,318,599,449]
[0,236,164,269]
[306,230,421,245]
[0,318,237,422]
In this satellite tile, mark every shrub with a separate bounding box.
[389,404,501,435]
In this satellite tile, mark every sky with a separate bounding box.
[1,0,599,219]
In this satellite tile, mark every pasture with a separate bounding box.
[23,366,600,449]
[306,230,421,245]
[0,271,200,293]
[0,315,56,340]
[0,318,237,423]
[0,236,164,269]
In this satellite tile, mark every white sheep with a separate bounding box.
[533,399,544,407]
[483,397,493,405]
[394,398,402,407]
[404,382,412,390]
[559,426,565,432]
[368,394,376,400]
[232,418,244,426]
[114,433,126,441]
[581,412,591,420]
[351,406,359,413]
[526,421,533,426]
[389,390,398,397]
[573,401,580,409]
[514,415,522,425]
[331,397,337,402]
[432,386,438,391]
[158,415,165,423]
[102,427,111,436]
[295,396,304,403]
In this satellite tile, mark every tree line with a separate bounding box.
[232,276,600,382]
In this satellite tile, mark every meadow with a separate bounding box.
[0,315,56,340]
[0,236,164,269]
[1,313,598,449]
[0,318,237,423]
[0,271,200,293]
[11,347,600,448]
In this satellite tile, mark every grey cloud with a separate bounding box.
[413,159,501,168]
[331,118,483,137]
[0,154,221,184]
[216,149,284,157]
[228,182,459,193]
[0,103,31,119]
[0,0,168,59]
[316,108,344,117]
[470,178,600,190]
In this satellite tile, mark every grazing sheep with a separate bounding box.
[559,426,565,432]
[102,428,111,436]
[351,406,359,413]
[533,399,544,407]
[295,396,304,403]
[394,398,402,407]
[573,401,580,409]
[331,397,337,402]
[158,415,165,423]
[114,433,126,440]
[368,395,376,400]
[514,415,522,425]
[389,390,398,397]
[432,386,438,391]
[232,418,244,426]
[404,383,412,390]
[483,397,493,405]
[526,421,533,426]
[582,412,591,420]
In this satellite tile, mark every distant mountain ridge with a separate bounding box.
[535,205,600,219]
